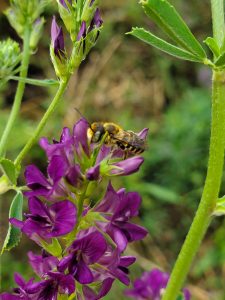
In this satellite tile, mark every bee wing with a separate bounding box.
[113,131,146,149]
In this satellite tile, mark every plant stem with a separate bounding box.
[162,70,225,300]
[14,79,69,166]
[211,0,225,47]
[0,26,31,157]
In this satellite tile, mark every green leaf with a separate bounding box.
[204,37,220,58]
[141,0,206,58]
[129,28,203,62]
[0,158,17,185]
[214,52,225,67]
[1,191,23,254]
[8,76,59,87]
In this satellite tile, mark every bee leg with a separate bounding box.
[123,150,128,160]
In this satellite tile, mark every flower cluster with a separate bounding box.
[51,0,103,78]
[125,268,191,300]
[1,118,148,299]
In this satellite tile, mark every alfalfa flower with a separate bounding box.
[125,268,191,300]
[10,197,76,244]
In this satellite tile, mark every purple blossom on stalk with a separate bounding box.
[28,251,59,277]
[89,8,103,32]
[58,229,107,284]
[51,16,65,58]
[0,273,40,300]
[95,182,148,251]
[35,271,75,300]
[125,268,191,300]
[10,197,76,243]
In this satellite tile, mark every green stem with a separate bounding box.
[0,26,31,157]
[211,0,225,47]
[162,70,225,300]
[14,79,69,166]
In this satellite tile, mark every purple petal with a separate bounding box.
[24,165,49,190]
[120,222,148,242]
[96,145,111,164]
[9,218,23,229]
[110,226,128,252]
[28,252,59,277]
[86,164,100,181]
[28,197,49,216]
[183,288,191,300]
[89,9,103,32]
[95,182,120,214]
[0,293,20,299]
[119,256,136,267]
[111,156,144,175]
[73,230,107,263]
[14,273,26,288]
[66,164,82,186]
[51,16,65,57]
[76,260,94,284]
[138,128,149,139]
[49,200,76,237]
[77,21,87,41]
[73,118,90,156]
[47,155,68,182]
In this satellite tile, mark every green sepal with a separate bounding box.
[129,27,204,62]
[214,52,225,67]
[0,158,19,185]
[1,191,23,254]
[40,238,62,257]
[204,37,220,58]
[140,0,206,59]
[78,211,107,231]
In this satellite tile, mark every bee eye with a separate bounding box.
[92,131,102,142]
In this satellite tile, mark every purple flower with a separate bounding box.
[125,268,191,300]
[58,229,107,284]
[10,197,76,243]
[36,272,75,300]
[89,9,103,32]
[51,16,65,58]
[28,251,59,277]
[0,273,41,300]
[95,182,148,251]
[39,127,74,162]
[77,21,87,41]
[111,156,144,176]
[86,163,100,180]
[81,278,114,300]
[24,156,69,200]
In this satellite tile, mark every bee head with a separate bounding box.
[87,122,106,143]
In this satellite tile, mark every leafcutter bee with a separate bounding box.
[74,109,147,156]
[87,122,146,155]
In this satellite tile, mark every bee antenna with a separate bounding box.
[74,108,92,127]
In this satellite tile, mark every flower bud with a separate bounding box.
[0,39,21,89]
[50,17,68,79]
[30,18,45,51]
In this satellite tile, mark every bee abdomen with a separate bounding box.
[116,141,144,154]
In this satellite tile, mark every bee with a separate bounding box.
[74,108,147,156]
[87,122,146,155]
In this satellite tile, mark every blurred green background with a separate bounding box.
[0,1,225,299]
